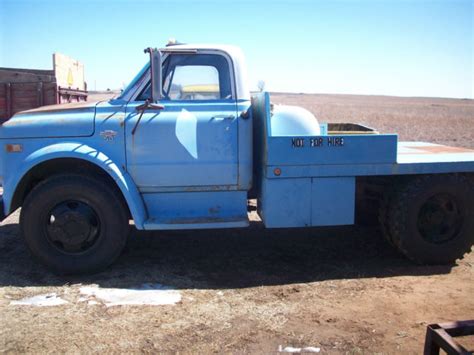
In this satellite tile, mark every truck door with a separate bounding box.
[125,52,238,189]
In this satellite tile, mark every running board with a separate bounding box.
[143,216,249,230]
[140,190,249,231]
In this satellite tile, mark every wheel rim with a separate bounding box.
[417,193,463,244]
[44,200,101,254]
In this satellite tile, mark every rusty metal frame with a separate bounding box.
[57,86,88,103]
[424,320,474,355]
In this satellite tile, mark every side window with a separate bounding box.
[137,53,233,101]
[167,65,219,100]
[164,54,232,101]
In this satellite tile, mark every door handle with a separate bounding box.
[211,115,235,121]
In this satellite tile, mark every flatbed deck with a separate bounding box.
[265,142,474,179]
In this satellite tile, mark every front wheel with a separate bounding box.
[383,174,474,264]
[20,174,130,274]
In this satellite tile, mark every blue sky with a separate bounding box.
[0,0,472,98]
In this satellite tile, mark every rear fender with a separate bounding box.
[3,143,147,229]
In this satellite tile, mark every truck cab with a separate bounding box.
[1,43,473,274]
[119,45,254,229]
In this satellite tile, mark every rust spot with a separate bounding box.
[96,110,126,122]
[208,206,221,215]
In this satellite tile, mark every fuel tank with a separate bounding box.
[270,105,321,136]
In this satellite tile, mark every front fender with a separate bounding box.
[3,142,147,229]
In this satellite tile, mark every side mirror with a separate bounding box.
[144,47,162,102]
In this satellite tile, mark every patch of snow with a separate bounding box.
[79,283,181,307]
[10,293,68,307]
[302,347,321,353]
[278,345,321,353]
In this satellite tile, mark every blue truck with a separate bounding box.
[1,44,473,274]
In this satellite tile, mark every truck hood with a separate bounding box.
[0,101,101,139]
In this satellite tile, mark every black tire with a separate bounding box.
[385,174,474,265]
[379,188,396,247]
[20,174,130,274]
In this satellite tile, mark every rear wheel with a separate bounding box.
[382,174,474,264]
[20,174,130,274]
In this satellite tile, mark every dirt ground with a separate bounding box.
[1,93,473,354]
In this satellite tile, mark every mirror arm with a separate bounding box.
[131,99,149,135]
[132,99,165,135]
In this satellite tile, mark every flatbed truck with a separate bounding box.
[0,44,473,274]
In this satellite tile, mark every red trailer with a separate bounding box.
[0,53,87,122]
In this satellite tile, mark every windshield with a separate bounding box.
[117,62,150,100]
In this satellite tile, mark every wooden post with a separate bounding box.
[37,81,44,107]
[5,83,12,119]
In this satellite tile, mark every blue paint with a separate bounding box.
[258,176,355,228]
[125,100,239,188]
[1,103,96,139]
[259,177,312,228]
[267,134,398,166]
[311,177,355,226]
[143,190,248,230]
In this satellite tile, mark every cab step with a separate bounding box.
[141,190,249,230]
[143,216,249,230]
